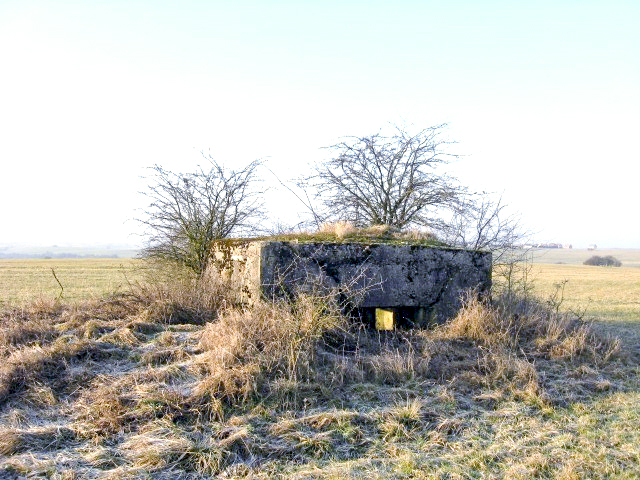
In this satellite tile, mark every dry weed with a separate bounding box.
[198,295,347,402]
[73,379,132,438]
[319,221,357,239]
[0,426,76,455]
[0,316,57,355]
[440,292,620,364]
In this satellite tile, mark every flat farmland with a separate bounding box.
[531,266,640,350]
[531,263,640,321]
[530,248,640,268]
[524,249,640,339]
[0,258,142,305]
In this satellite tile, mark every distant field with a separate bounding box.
[526,249,640,319]
[528,264,640,346]
[0,258,142,305]
[531,264,640,319]
[529,247,640,268]
[2,250,639,325]
[0,246,139,259]
[498,249,640,344]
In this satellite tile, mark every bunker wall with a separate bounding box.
[208,240,491,325]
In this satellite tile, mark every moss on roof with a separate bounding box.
[264,231,446,246]
[215,226,448,248]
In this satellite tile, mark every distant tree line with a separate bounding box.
[0,253,121,259]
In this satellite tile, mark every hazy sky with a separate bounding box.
[1,0,638,248]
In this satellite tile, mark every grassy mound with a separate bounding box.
[229,222,446,247]
[0,265,636,478]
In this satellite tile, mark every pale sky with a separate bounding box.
[1,0,638,248]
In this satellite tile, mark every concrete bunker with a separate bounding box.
[207,240,492,329]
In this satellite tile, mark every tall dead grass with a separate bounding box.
[319,221,359,239]
[127,260,229,325]
[196,294,348,405]
[292,221,441,245]
[193,285,621,413]
[438,291,620,361]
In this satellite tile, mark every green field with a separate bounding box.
[0,258,142,305]
[532,263,640,321]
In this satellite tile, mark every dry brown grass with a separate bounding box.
[0,260,637,478]
[319,221,359,239]
[440,292,620,363]
[269,222,442,247]
[196,294,347,408]
[317,222,439,245]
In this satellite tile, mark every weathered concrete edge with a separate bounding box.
[208,240,492,315]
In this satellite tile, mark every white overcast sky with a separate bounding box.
[1,0,638,248]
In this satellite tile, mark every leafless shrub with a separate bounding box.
[127,260,233,325]
[438,193,534,303]
[138,155,266,274]
[301,124,463,229]
[584,255,622,267]
[440,195,524,254]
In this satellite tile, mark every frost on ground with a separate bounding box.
[0,271,636,479]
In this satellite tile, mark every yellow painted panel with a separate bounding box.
[375,308,394,330]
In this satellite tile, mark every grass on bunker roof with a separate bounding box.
[222,222,449,248]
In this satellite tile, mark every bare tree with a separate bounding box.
[440,195,524,257]
[302,124,464,230]
[440,194,534,296]
[138,155,265,274]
